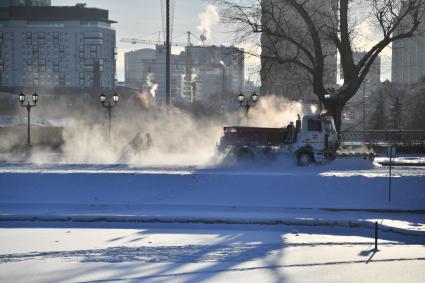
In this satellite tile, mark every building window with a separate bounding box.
[90,46,97,58]
[28,21,64,27]
[38,59,46,72]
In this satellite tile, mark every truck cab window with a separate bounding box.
[307,119,322,132]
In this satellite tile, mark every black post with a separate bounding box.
[165,0,171,105]
[108,103,112,141]
[374,221,378,250]
[389,152,392,202]
[222,67,226,94]
[363,80,366,130]
[27,103,31,146]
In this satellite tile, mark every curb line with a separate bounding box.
[0,214,423,237]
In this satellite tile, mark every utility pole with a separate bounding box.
[165,0,171,106]
[185,31,193,102]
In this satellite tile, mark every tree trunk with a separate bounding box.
[322,98,344,133]
[321,82,361,134]
[326,106,343,133]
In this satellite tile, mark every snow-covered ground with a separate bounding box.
[0,222,424,283]
[1,157,424,234]
[0,157,424,214]
[0,156,424,282]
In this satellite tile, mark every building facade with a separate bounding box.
[0,0,51,6]
[125,46,186,101]
[0,4,116,89]
[125,45,244,104]
[392,31,425,85]
[189,45,244,101]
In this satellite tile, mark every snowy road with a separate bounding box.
[0,222,424,283]
[1,159,424,213]
[1,157,425,177]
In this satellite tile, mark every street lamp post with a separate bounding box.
[238,92,258,114]
[19,91,39,146]
[100,92,119,140]
[363,80,368,130]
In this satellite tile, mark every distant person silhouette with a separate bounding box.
[145,133,153,149]
[130,132,144,153]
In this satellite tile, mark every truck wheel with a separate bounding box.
[236,147,254,161]
[297,152,312,166]
[262,147,276,160]
[328,152,337,161]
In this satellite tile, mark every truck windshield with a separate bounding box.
[307,119,322,132]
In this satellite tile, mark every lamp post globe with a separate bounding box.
[238,93,245,105]
[32,92,39,104]
[251,92,258,103]
[19,92,25,104]
[113,93,119,103]
[100,93,106,104]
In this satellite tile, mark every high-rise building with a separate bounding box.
[125,45,244,103]
[0,0,51,6]
[0,3,116,89]
[188,45,244,101]
[260,0,337,101]
[392,29,425,85]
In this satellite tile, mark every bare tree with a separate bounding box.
[217,0,425,131]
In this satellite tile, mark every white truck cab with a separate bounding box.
[292,115,338,165]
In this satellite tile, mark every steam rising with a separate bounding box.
[196,4,220,40]
[146,73,158,97]
[137,73,158,108]
[237,96,304,127]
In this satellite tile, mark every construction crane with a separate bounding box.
[120,31,203,48]
[120,38,187,47]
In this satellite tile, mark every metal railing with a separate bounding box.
[341,130,425,146]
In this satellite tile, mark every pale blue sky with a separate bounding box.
[54,0,236,81]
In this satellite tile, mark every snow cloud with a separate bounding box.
[5,94,305,167]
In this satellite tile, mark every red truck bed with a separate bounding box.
[222,126,287,146]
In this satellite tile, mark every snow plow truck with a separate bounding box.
[218,114,344,166]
